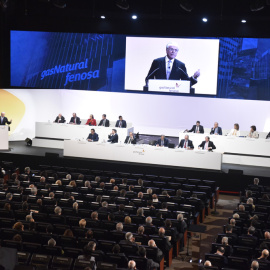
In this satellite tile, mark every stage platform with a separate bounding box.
[0,141,270,193]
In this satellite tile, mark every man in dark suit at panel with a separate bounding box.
[108,129,118,143]
[69,113,81,125]
[210,122,223,135]
[145,42,200,86]
[187,121,204,133]
[0,112,12,126]
[156,135,169,147]
[199,136,216,150]
[54,114,65,123]
[98,114,110,127]
[178,135,194,149]
[125,132,137,144]
[87,129,99,142]
[115,116,127,128]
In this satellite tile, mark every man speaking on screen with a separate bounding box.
[145,42,200,86]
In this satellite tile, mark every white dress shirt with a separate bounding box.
[228,129,240,136]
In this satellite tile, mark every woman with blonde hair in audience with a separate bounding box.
[69,180,77,187]
[247,197,255,211]
[55,180,62,185]
[63,229,74,237]
[13,222,24,231]
[124,216,132,224]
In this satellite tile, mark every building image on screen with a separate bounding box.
[125,36,220,95]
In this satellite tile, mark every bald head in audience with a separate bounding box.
[251,260,259,270]
[128,260,136,269]
[204,260,212,267]
[258,249,269,260]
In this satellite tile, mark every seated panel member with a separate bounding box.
[86,114,96,126]
[145,42,200,86]
[156,135,169,147]
[210,122,222,135]
[125,132,136,144]
[199,136,216,150]
[108,129,118,143]
[87,129,99,142]
[186,121,204,133]
[98,114,110,127]
[228,123,240,136]
[69,113,81,125]
[0,112,12,126]
[247,125,259,139]
[54,114,65,123]
[266,132,270,139]
[178,135,194,149]
[115,116,127,128]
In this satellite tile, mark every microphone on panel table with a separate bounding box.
[144,67,160,91]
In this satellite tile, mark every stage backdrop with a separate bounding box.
[1,88,270,141]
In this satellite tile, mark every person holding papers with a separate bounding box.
[210,122,222,135]
[227,123,240,136]
[156,135,169,147]
[199,136,216,150]
[186,121,204,133]
[87,129,99,142]
[115,116,127,128]
[85,114,97,126]
[247,125,259,138]
[178,135,194,149]
[108,129,118,143]
[69,113,81,125]
[125,132,137,144]
[54,114,65,123]
[98,114,110,127]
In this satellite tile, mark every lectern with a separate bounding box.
[147,79,190,93]
[0,126,9,150]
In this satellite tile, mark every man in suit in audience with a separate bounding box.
[98,201,111,213]
[260,231,270,250]
[115,116,127,128]
[214,246,228,265]
[199,136,216,150]
[178,135,194,149]
[156,135,169,147]
[0,112,12,126]
[54,114,65,123]
[69,113,81,125]
[224,224,238,244]
[108,129,118,143]
[159,227,171,251]
[124,132,137,144]
[119,232,138,248]
[186,121,204,133]
[138,246,160,270]
[87,129,99,142]
[148,239,163,262]
[258,249,269,261]
[210,122,223,135]
[98,114,110,127]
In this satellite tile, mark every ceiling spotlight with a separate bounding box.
[101,15,106,19]
[202,18,208,22]
[52,0,67,9]
[250,0,265,11]
[132,15,137,20]
[179,0,194,12]
[115,0,129,10]
[241,19,247,23]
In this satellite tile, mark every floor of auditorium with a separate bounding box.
[168,194,239,269]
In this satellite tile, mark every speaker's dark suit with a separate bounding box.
[178,139,194,149]
[108,133,118,143]
[54,116,66,123]
[69,117,81,125]
[210,127,222,135]
[188,125,204,133]
[124,136,136,144]
[87,133,99,142]
[199,141,216,150]
[146,56,197,86]
[98,119,110,127]
[115,120,127,128]
[156,138,169,147]
[0,117,11,125]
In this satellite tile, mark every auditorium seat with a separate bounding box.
[30,253,52,268]
[73,258,94,270]
[204,253,227,269]
[2,239,22,250]
[227,256,249,270]
[105,253,128,268]
[232,245,254,259]
[42,245,63,256]
[63,247,83,258]
[17,251,31,265]
[22,242,41,253]
[51,256,73,269]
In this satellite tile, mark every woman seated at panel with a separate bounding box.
[247,125,259,138]
[227,123,240,137]
[85,114,96,126]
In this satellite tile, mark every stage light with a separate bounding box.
[241,19,247,23]
[115,0,129,10]
[202,17,208,22]
[52,0,67,9]
[179,0,194,12]
[250,0,265,11]
[132,15,137,20]
[25,138,32,146]
[101,15,106,19]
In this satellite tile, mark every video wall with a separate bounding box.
[10,30,270,101]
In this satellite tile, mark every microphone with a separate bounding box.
[177,67,189,77]
[145,67,160,84]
